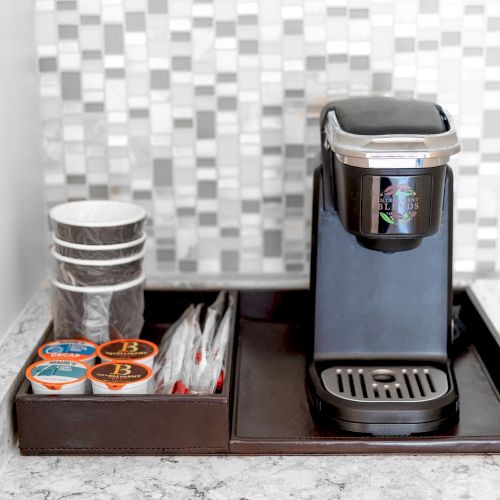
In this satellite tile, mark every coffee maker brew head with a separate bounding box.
[322,97,460,252]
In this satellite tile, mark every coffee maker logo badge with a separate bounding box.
[378,184,419,225]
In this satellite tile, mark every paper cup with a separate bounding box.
[51,274,145,344]
[88,362,152,394]
[97,339,158,368]
[53,233,146,260]
[51,247,145,287]
[26,359,89,395]
[50,200,146,245]
[38,339,98,365]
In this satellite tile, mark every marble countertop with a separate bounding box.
[0,278,499,499]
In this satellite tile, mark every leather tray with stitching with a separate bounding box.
[231,289,500,454]
[16,290,238,456]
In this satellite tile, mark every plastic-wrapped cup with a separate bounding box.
[52,233,146,260]
[50,200,146,245]
[26,359,89,395]
[52,247,145,287]
[97,339,158,369]
[38,339,98,365]
[88,362,152,394]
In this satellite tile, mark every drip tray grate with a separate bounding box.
[321,366,449,402]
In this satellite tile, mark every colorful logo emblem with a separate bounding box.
[378,184,419,226]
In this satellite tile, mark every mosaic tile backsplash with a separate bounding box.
[36,0,500,280]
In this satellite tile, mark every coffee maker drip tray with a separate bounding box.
[321,366,448,403]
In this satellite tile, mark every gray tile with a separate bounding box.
[457,210,476,223]
[172,32,191,42]
[418,40,438,50]
[284,20,303,35]
[126,12,146,32]
[264,230,282,257]
[395,38,415,52]
[196,86,214,96]
[239,40,258,54]
[478,218,497,227]
[153,159,173,186]
[199,213,218,226]
[174,118,193,128]
[130,109,149,118]
[39,58,57,72]
[194,18,213,28]
[464,47,483,56]
[478,240,496,249]
[476,262,495,274]
[61,72,81,101]
[238,15,257,25]
[67,175,86,185]
[465,5,484,14]
[286,194,304,208]
[221,250,239,272]
[151,70,170,89]
[217,73,236,82]
[172,57,191,71]
[373,73,392,91]
[81,15,100,25]
[179,260,197,272]
[328,54,348,64]
[133,191,152,200]
[285,145,304,158]
[58,25,78,39]
[459,166,478,175]
[197,158,215,167]
[177,207,196,217]
[306,56,326,71]
[350,56,370,70]
[483,110,500,138]
[57,1,77,10]
[461,138,479,151]
[420,0,439,14]
[216,21,235,37]
[486,48,500,66]
[488,17,500,31]
[441,32,461,46]
[327,7,347,16]
[197,111,215,139]
[262,146,282,155]
[221,227,239,237]
[149,0,167,14]
[105,68,125,78]
[84,102,104,112]
[286,263,304,272]
[89,185,109,199]
[198,180,217,198]
[82,50,101,60]
[285,89,304,98]
[263,106,282,116]
[218,97,237,110]
[242,200,260,213]
[349,8,369,18]
[157,248,175,262]
[104,25,124,54]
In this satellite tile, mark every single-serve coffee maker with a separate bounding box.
[307,97,461,435]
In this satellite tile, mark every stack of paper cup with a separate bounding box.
[49,201,147,344]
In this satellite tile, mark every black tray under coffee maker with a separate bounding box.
[308,97,461,435]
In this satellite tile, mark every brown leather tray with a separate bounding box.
[16,290,238,455]
[231,289,500,454]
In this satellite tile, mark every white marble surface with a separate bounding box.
[0,286,51,475]
[470,279,500,338]
[1,453,500,499]
[1,278,500,499]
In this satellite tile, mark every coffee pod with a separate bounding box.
[26,359,89,395]
[97,339,158,368]
[38,339,98,365]
[88,361,152,394]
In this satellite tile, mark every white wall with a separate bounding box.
[0,1,46,339]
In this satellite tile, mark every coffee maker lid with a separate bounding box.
[324,97,460,168]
